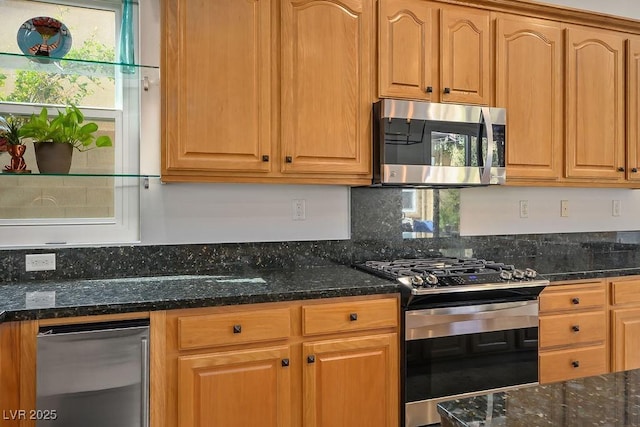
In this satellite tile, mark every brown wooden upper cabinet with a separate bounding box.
[161,0,373,185]
[162,0,274,178]
[378,0,491,105]
[564,26,626,182]
[627,36,640,183]
[496,15,564,182]
[280,0,373,178]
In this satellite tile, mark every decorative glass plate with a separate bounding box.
[16,16,72,60]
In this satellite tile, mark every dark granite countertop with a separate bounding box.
[0,265,399,322]
[437,369,640,426]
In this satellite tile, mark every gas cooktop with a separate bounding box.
[356,257,549,296]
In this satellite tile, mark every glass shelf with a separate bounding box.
[0,172,160,178]
[0,51,159,79]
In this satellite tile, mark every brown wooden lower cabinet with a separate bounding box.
[302,334,398,427]
[611,277,640,371]
[177,346,292,427]
[158,295,400,427]
[538,280,608,384]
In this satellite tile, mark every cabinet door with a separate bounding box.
[496,16,563,181]
[378,0,435,100]
[612,308,640,372]
[178,346,291,427]
[628,37,640,182]
[440,6,491,105]
[565,26,625,181]
[162,0,273,177]
[303,334,399,427]
[281,0,373,176]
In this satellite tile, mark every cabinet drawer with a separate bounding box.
[611,279,640,305]
[178,308,291,350]
[302,298,398,336]
[539,344,607,384]
[539,283,605,312]
[539,311,606,348]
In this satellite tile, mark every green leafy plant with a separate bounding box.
[0,115,25,146]
[19,105,112,151]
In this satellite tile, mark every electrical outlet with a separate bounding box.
[519,200,529,218]
[560,200,569,217]
[292,199,306,221]
[613,200,621,217]
[25,253,56,272]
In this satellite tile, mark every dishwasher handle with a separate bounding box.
[141,336,150,427]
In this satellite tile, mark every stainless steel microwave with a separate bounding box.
[372,99,506,187]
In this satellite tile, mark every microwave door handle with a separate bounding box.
[480,106,495,184]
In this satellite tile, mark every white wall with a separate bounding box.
[137,0,640,245]
[538,0,640,19]
[457,0,640,237]
[137,0,350,245]
[460,187,640,236]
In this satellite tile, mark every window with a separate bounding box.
[402,189,417,213]
[0,0,147,247]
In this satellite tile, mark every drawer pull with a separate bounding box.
[349,313,358,321]
[571,325,580,332]
[571,297,580,305]
[571,360,580,368]
[281,358,290,367]
[307,355,315,364]
[233,324,242,334]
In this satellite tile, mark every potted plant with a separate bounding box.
[0,115,30,173]
[19,105,113,174]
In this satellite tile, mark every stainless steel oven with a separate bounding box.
[355,257,549,427]
[404,298,539,426]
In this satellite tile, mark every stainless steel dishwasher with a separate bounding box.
[36,319,149,427]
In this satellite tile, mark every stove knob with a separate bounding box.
[524,268,537,279]
[513,269,525,280]
[499,270,513,281]
[410,276,424,287]
[424,273,439,286]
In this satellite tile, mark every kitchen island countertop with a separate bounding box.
[437,368,640,427]
[0,264,399,322]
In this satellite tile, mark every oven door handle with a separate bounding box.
[480,106,495,184]
[405,300,539,340]
[407,299,538,317]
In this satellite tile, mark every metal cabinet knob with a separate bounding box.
[571,325,580,332]
[571,297,580,305]
[425,86,433,93]
[349,313,358,321]
[233,324,242,334]
[632,168,638,173]
[443,87,451,94]
[618,167,625,172]
[285,156,293,163]
[281,358,290,367]
[307,355,315,364]
[262,155,269,162]
[571,360,580,368]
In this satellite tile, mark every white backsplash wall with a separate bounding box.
[460,186,640,236]
[140,183,351,245]
[539,0,640,19]
[135,0,639,246]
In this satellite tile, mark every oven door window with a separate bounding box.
[405,327,538,402]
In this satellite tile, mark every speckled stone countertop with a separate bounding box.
[0,265,399,323]
[437,369,640,426]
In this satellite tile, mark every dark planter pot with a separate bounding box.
[33,141,74,174]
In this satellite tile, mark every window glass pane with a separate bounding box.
[0,0,117,109]
[0,0,123,223]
